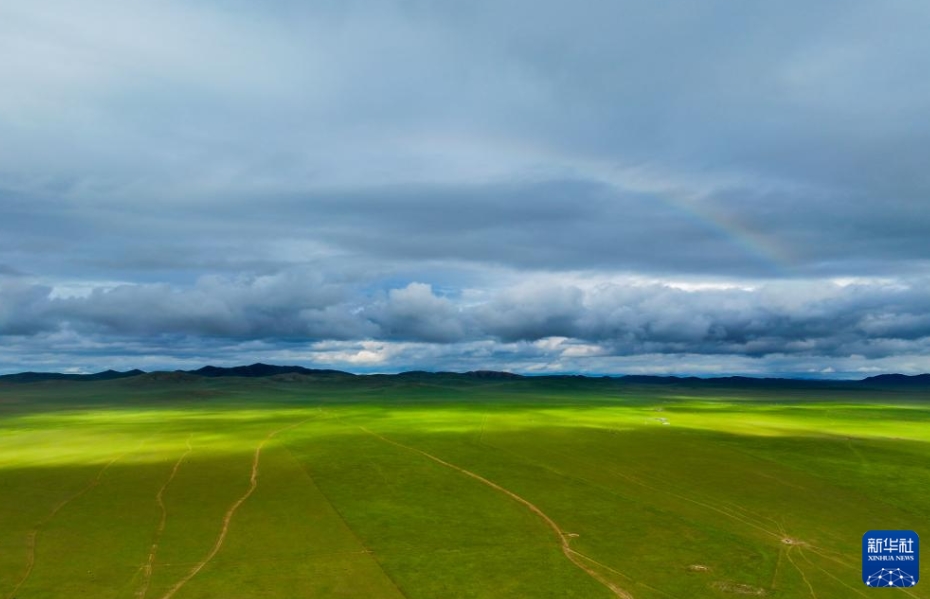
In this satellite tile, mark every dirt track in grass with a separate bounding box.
[137,433,193,599]
[359,426,634,599]
[6,451,127,599]
[157,420,309,599]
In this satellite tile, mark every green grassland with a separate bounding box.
[0,376,927,598]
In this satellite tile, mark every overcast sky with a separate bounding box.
[1,0,929,377]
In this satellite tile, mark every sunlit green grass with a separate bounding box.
[0,378,927,598]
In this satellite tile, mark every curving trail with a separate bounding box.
[785,547,817,599]
[797,548,869,599]
[137,434,194,599]
[770,546,784,591]
[359,426,634,599]
[5,453,124,599]
[157,420,309,599]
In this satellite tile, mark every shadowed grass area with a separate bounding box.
[0,377,927,598]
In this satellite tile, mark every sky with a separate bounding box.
[1,0,929,377]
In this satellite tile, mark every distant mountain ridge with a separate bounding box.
[0,369,145,383]
[860,373,930,385]
[0,363,928,387]
[190,363,352,378]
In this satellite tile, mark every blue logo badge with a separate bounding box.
[863,530,919,587]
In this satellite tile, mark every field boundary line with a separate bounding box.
[157,419,310,599]
[358,426,634,599]
[137,433,194,599]
[280,443,410,599]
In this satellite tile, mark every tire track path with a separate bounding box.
[785,547,817,599]
[797,548,869,598]
[359,426,634,599]
[5,445,135,599]
[157,420,309,599]
[137,434,193,599]
[7,455,123,599]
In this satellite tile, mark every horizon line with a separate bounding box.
[1,362,928,383]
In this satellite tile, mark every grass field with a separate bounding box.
[0,376,927,598]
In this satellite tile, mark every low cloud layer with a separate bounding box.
[2,272,929,376]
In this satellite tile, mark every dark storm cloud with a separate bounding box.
[0,271,373,339]
[1,0,929,373]
[3,275,930,371]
